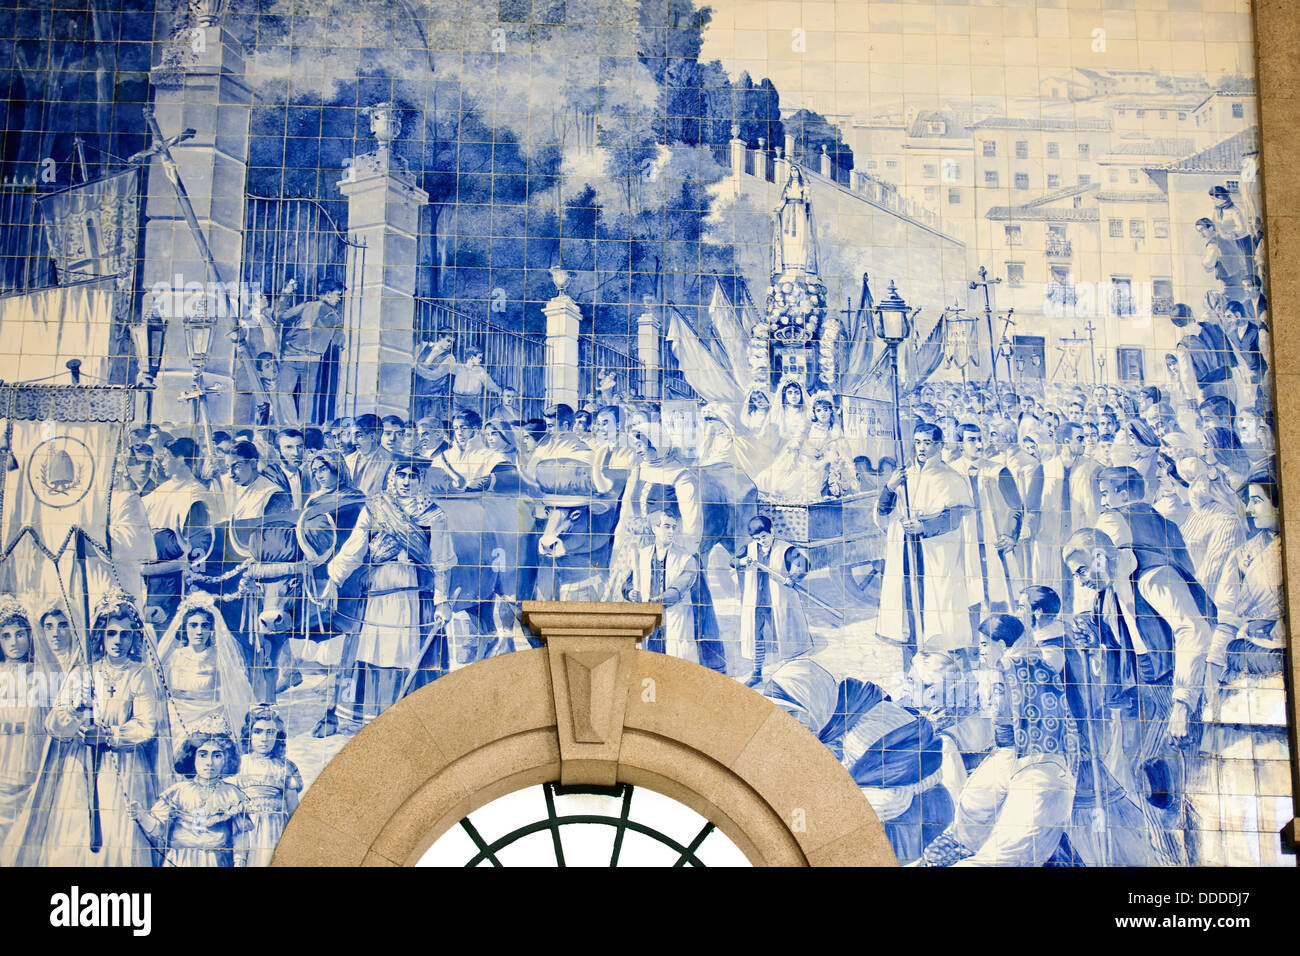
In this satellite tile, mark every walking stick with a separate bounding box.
[1076,611,1111,866]
[400,588,461,699]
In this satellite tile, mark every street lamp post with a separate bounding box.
[872,281,924,657]
[871,281,916,500]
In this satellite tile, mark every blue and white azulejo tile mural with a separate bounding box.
[0,0,1288,866]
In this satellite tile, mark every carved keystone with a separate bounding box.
[520,601,662,786]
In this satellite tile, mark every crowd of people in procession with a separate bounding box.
[0,182,1283,867]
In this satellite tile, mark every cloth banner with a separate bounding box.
[942,314,979,372]
[0,385,134,629]
[702,280,751,382]
[36,168,140,327]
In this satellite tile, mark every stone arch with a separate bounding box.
[272,603,897,867]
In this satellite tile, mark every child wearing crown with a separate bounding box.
[130,712,252,867]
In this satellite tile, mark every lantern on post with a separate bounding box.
[871,280,914,345]
[179,294,218,433]
[870,281,920,511]
[130,297,169,424]
[182,295,216,377]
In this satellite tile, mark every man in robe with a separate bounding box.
[875,422,974,661]
[1064,476,1215,866]
[954,423,1024,633]
[1039,421,1102,608]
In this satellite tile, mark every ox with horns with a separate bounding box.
[224,493,329,703]
[521,442,624,619]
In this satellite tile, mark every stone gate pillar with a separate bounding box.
[544,268,581,410]
[142,3,252,426]
[337,104,428,419]
[636,294,662,401]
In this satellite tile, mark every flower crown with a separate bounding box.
[0,594,30,627]
[190,711,235,739]
[92,587,141,628]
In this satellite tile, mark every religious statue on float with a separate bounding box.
[756,167,838,396]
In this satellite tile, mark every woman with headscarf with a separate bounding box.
[321,455,457,723]
[35,599,80,676]
[1180,428,1251,598]
[476,418,523,494]
[741,388,774,436]
[1198,464,1290,864]
[296,451,369,737]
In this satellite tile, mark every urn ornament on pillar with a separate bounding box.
[188,0,224,28]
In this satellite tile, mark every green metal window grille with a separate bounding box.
[452,782,723,868]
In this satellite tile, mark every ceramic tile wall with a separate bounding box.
[0,0,1287,867]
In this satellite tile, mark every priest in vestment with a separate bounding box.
[875,422,975,655]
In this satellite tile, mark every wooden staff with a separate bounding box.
[73,529,102,853]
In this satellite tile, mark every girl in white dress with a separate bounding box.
[9,589,170,866]
[0,598,48,845]
[230,704,302,867]
[132,713,250,867]
[156,592,254,745]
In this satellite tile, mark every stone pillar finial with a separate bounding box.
[188,0,224,28]
[729,127,747,180]
[754,138,769,181]
[550,265,572,297]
